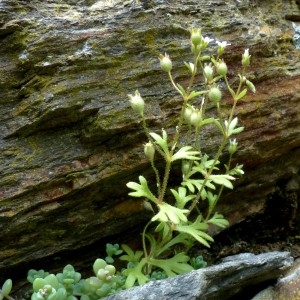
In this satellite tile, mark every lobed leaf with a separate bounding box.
[175,217,212,248]
[209,174,235,189]
[149,253,194,277]
[172,146,200,162]
[126,176,157,203]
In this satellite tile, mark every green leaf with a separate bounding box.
[150,130,169,156]
[208,212,229,228]
[175,217,213,247]
[170,187,195,209]
[126,176,157,203]
[182,179,195,193]
[93,259,107,275]
[191,155,220,174]
[1,280,12,297]
[151,202,189,224]
[155,221,173,242]
[176,83,186,96]
[182,179,215,197]
[207,191,218,209]
[171,146,200,162]
[120,244,144,263]
[228,85,236,98]
[235,88,247,100]
[201,117,215,126]
[156,233,193,256]
[200,55,211,61]
[231,126,244,135]
[32,278,46,292]
[225,117,244,136]
[209,174,235,189]
[149,253,194,277]
[213,119,225,136]
[227,164,244,176]
[184,61,195,73]
[187,90,208,101]
[122,259,148,289]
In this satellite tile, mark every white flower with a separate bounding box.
[202,36,214,44]
[242,48,251,68]
[216,40,231,48]
[243,48,249,57]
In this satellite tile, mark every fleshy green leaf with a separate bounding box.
[1,280,12,297]
[93,259,107,275]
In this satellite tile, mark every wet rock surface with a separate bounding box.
[0,0,300,291]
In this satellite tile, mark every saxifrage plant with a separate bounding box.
[1,27,255,299]
[124,27,255,288]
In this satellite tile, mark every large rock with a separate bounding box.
[0,0,299,281]
[104,251,294,300]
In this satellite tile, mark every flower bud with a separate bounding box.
[144,141,155,161]
[203,63,214,82]
[208,86,222,103]
[190,109,202,127]
[190,28,202,46]
[242,48,251,68]
[158,53,172,72]
[246,79,256,93]
[183,104,194,125]
[228,139,238,155]
[216,61,228,76]
[182,160,191,178]
[128,90,144,117]
[239,74,246,83]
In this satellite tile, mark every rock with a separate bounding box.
[103,251,293,300]
[0,0,299,282]
[252,257,300,300]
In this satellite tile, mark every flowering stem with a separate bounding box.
[158,157,171,204]
[188,136,228,214]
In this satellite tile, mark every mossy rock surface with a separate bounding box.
[0,0,299,286]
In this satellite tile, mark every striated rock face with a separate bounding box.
[0,0,299,280]
[103,251,294,300]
